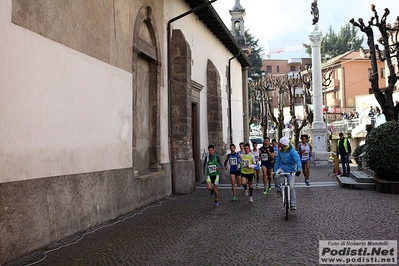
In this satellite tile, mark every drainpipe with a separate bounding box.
[167,0,217,194]
[228,52,241,144]
[341,66,346,111]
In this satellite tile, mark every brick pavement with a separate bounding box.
[7,166,399,266]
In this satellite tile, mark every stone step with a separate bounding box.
[337,175,376,190]
[362,167,375,176]
[310,160,333,168]
[351,170,375,183]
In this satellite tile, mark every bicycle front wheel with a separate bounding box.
[284,186,289,220]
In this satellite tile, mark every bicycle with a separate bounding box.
[275,172,293,221]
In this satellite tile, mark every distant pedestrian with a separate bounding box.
[368,106,376,126]
[375,106,381,117]
[241,143,257,203]
[203,145,223,206]
[259,137,274,194]
[224,144,241,201]
[368,106,375,117]
[297,134,312,186]
[337,132,352,177]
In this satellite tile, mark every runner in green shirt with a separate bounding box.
[203,145,223,206]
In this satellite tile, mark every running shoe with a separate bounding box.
[276,191,282,198]
[305,180,310,186]
[249,196,253,203]
[232,196,238,201]
[263,189,267,195]
[267,185,272,191]
[210,191,214,198]
[255,184,259,188]
[245,188,248,197]
[290,206,297,210]
[214,201,219,207]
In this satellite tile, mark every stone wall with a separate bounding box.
[170,29,195,193]
[207,60,226,180]
[0,167,171,264]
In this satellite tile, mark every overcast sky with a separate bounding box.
[212,0,399,59]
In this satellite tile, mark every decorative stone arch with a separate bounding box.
[132,6,162,175]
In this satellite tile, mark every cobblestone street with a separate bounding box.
[8,167,399,266]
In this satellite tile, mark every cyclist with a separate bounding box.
[224,144,241,201]
[274,137,302,210]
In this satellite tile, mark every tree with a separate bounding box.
[249,75,287,139]
[350,5,399,121]
[298,66,314,126]
[286,75,302,147]
[304,23,364,61]
[245,29,263,80]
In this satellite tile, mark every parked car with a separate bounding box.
[249,136,263,150]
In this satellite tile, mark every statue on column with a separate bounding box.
[310,0,319,25]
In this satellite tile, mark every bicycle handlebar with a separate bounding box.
[272,172,292,176]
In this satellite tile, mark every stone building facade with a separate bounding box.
[0,0,250,263]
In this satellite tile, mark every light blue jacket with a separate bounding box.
[274,144,302,173]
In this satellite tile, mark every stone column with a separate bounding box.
[309,24,330,164]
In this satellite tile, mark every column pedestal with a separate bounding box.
[311,127,331,167]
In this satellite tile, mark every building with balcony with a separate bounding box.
[321,48,386,116]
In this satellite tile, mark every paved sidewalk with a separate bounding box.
[8,167,399,266]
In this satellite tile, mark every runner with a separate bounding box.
[224,144,242,201]
[271,138,280,164]
[203,145,223,206]
[241,143,257,203]
[251,142,261,188]
[238,142,245,157]
[259,137,274,194]
[297,134,312,186]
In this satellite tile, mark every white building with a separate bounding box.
[0,0,250,263]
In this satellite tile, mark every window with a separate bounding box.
[290,66,296,72]
[266,65,272,73]
[368,68,373,79]
[380,68,385,78]
[277,65,280,73]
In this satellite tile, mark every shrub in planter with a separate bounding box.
[365,121,399,181]
[352,144,366,169]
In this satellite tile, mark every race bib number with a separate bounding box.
[302,151,309,160]
[242,159,250,167]
[261,153,268,161]
[208,165,217,173]
[274,151,278,157]
[229,158,238,165]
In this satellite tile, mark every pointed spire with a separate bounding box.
[232,0,244,12]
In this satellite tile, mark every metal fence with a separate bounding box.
[329,117,374,135]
